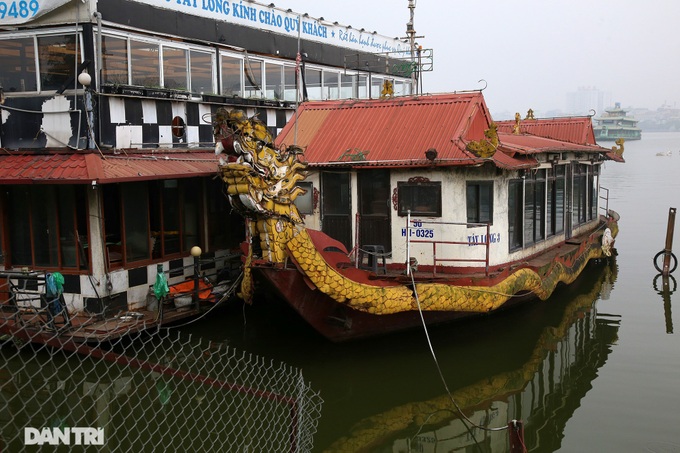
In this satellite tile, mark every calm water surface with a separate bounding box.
[186,132,680,452]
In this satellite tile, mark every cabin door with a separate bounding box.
[321,172,352,251]
[358,170,392,253]
[565,163,574,240]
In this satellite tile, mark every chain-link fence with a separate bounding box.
[0,271,323,452]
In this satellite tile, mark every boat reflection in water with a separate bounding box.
[324,257,619,453]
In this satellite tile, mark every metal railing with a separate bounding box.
[599,186,610,218]
[405,211,491,277]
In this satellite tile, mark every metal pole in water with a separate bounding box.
[662,207,677,276]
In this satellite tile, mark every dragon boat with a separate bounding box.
[214,92,623,342]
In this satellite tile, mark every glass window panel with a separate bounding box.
[323,71,339,100]
[162,180,181,255]
[57,186,77,268]
[535,180,545,241]
[283,64,297,101]
[221,54,242,96]
[7,187,32,265]
[0,37,37,92]
[190,49,214,94]
[244,57,263,98]
[122,182,150,262]
[30,187,59,267]
[130,40,160,86]
[38,34,78,91]
[466,181,493,224]
[371,76,383,99]
[265,62,283,100]
[508,180,523,251]
[305,67,322,100]
[357,74,368,98]
[163,46,188,90]
[322,173,350,215]
[398,183,441,217]
[340,72,354,98]
[181,179,201,251]
[101,34,129,85]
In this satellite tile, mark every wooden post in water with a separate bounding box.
[508,420,527,452]
[662,208,677,276]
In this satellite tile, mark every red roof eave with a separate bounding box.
[0,151,221,184]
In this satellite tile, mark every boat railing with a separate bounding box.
[405,211,491,277]
[599,186,610,218]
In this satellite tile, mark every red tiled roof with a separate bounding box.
[275,93,492,168]
[0,150,220,184]
[496,116,598,145]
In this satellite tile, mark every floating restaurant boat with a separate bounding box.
[0,0,413,339]
[215,97,625,342]
[593,102,642,141]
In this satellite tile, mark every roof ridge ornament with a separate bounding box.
[466,123,498,158]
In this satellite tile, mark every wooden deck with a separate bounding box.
[0,303,202,344]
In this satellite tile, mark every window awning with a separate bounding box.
[0,151,221,184]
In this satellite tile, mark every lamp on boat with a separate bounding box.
[77,71,91,87]
[425,148,438,162]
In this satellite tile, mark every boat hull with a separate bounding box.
[252,217,616,342]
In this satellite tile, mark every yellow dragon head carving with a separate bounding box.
[213,107,309,263]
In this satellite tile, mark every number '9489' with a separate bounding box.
[0,0,40,19]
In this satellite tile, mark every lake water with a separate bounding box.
[186,131,680,452]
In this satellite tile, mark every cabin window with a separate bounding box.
[524,170,546,246]
[265,61,284,100]
[340,72,354,98]
[547,165,566,237]
[130,39,160,87]
[4,185,89,271]
[283,64,297,102]
[398,181,442,217]
[573,163,598,227]
[323,71,340,100]
[101,35,129,85]
[206,178,244,250]
[244,56,263,98]
[466,181,493,225]
[294,182,314,215]
[0,32,81,93]
[305,67,322,100]
[163,46,188,90]
[102,179,209,267]
[357,74,369,98]
[371,76,384,99]
[572,164,588,226]
[508,179,523,252]
[190,49,215,94]
[220,53,243,97]
[0,37,38,92]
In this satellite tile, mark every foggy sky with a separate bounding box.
[276,0,680,117]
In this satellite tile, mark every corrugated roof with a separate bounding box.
[496,116,598,145]
[498,132,607,155]
[0,150,220,184]
[275,93,492,167]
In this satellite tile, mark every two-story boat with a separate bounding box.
[593,102,642,141]
[215,96,625,342]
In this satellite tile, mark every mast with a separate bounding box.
[406,0,416,93]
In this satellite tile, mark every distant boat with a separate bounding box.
[593,102,642,141]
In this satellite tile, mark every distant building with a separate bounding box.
[566,87,611,116]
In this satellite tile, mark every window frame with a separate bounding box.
[466,180,494,225]
[397,180,442,217]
